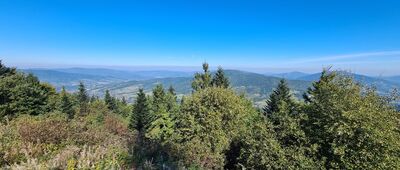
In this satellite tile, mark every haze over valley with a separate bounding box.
[21,67,400,108]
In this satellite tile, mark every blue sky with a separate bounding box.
[1,0,400,75]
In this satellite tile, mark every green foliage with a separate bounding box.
[0,112,133,169]
[237,114,288,169]
[121,96,127,105]
[263,79,308,148]
[89,95,98,103]
[238,114,320,169]
[191,62,212,91]
[77,82,89,115]
[59,87,75,119]
[147,85,178,142]
[172,87,255,168]
[212,66,230,88]
[151,84,167,112]
[146,105,175,143]
[129,88,151,134]
[166,86,178,112]
[0,60,16,77]
[0,72,56,121]
[264,79,296,116]
[104,89,116,111]
[303,70,400,169]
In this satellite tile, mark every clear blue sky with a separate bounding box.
[1,0,399,75]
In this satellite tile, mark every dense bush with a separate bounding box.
[0,109,134,169]
[170,87,256,168]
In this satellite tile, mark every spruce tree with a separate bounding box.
[147,86,175,142]
[104,89,116,111]
[263,79,307,147]
[166,85,178,112]
[168,85,176,96]
[191,62,212,91]
[1,70,56,119]
[77,81,88,115]
[59,86,74,119]
[212,66,230,88]
[129,88,151,134]
[152,84,166,112]
[264,79,295,117]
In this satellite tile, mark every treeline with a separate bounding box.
[1,61,400,169]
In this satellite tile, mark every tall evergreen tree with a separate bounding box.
[152,84,166,112]
[263,79,308,147]
[168,85,176,96]
[1,72,56,119]
[129,88,151,134]
[59,86,74,119]
[77,81,88,115]
[212,66,230,88]
[104,89,116,111]
[191,62,212,91]
[264,79,295,117]
[166,86,178,112]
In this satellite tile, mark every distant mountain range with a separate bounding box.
[21,68,400,108]
[21,68,193,91]
[87,70,311,107]
[383,76,400,84]
[270,71,310,79]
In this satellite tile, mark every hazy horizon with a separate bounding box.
[6,61,399,77]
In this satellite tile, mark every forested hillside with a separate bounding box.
[1,61,400,169]
[22,68,400,109]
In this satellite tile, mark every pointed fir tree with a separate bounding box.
[168,85,176,96]
[104,89,116,111]
[263,79,296,117]
[152,84,167,112]
[212,66,230,88]
[59,86,74,119]
[129,88,151,134]
[146,104,175,143]
[263,79,306,147]
[191,62,213,91]
[166,86,178,112]
[77,81,89,115]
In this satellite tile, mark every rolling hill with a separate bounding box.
[21,68,194,91]
[88,70,311,107]
[22,68,399,108]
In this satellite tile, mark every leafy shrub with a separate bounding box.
[17,114,69,144]
[1,111,134,169]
